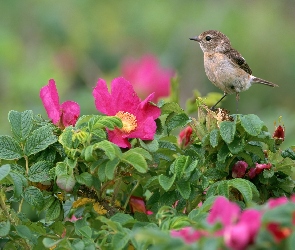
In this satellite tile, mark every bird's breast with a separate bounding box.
[203,52,251,94]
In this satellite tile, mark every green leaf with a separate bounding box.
[15,225,32,240]
[46,199,61,221]
[0,135,23,160]
[217,143,230,163]
[174,155,190,178]
[158,174,176,191]
[227,137,245,154]
[95,140,121,160]
[139,139,159,153]
[43,238,63,248]
[276,157,295,175]
[111,213,135,226]
[0,164,11,181]
[28,161,52,182]
[112,232,131,250]
[22,186,44,210]
[219,121,236,144]
[24,125,57,156]
[217,181,229,198]
[75,172,93,187]
[128,148,152,161]
[9,171,25,197]
[161,102,184,115]
[89,115,122,131]
[240,114,264,136]
[59,127,74,148]
[105,158,120,180]
[78,226,92,238]
[245,144,265,159]
[228,179,253,205]
[56,174,76,192]
[8,110,33,142]
[166,113,191,134]
[122,151,147,173]
[209,129,220,148]
[176,179,191,199]
[0,221,10,237]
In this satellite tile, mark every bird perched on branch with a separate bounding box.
[190,30,278,111]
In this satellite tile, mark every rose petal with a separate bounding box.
[60,101,80,127]
[40,79,61,124]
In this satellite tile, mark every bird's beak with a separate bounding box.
[189,36,201,42]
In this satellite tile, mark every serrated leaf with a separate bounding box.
[229,179,253,205]
[209,129,220,148]
[42,238,63,248]
[158,174,176,191]
[78,226,92,238]
[219,121,236,144]
[0,164,11,181]
[161,102,184,115]
[46,199,61,221]
[75,172,93,187]
[174,155,190,178]
[139,139,159,152]
[122,151,147,173]
[59,127,74,148]
[22,186,44,210]
[9,172,24,197]
[166,113,191,134]
[128,148,152,161]
[8,110,33,142]
[28,161,52,182]
[15,225,32,240]
[111,213,134,226]
[24,125,57,156]
[276,157,295,175]
[227,137,245,154]
[263,169,274,178]
[105,158,120,180]
[217,181,229,197]
[0,221,10,237]
[176,179,191,199]
[240,114,264,136]
[245,144,265,159]
[217,143,230,163]
[95,140,121,160]
[112,232,131,250]
[56,174,76,191]
[0,135,23,160]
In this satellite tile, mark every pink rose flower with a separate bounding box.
[40,79,80,129]
[121,54,175,102]
[232,161,248,178]
[93,77,161,148]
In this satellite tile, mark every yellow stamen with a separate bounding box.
[115,111,137,133]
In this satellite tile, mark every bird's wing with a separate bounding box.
[224,49,252,75]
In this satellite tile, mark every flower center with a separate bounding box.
[115,111,137,133]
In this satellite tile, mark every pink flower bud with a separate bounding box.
[232,161,248,178]
[178,126,193,148]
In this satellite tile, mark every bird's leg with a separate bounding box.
[235,92,240,113]
[211,92,227,110]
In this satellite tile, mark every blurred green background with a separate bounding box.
[1,0,294,146]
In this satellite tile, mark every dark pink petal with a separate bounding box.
[232,161,248,178]
[60,101,80,127]
[93,78,114,115]
[207,196,240,227]
[135,93,161,120]
[171,227,203,244]
[273,125,285,141]
[248,168,257,179]
[107,128,131,148]
[239,210,261,243]
[267,197,288,209]
[129,196,147,214]
[128,116,157,140]
[40,79,61,124]
[110,77,141,114]
[178,126,193,148]
[255,163,271,174]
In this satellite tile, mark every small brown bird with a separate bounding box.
[190,30,278,110]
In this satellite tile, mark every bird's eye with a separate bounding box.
[205,36,212,41]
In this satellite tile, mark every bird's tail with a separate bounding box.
[251,76,278,87]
